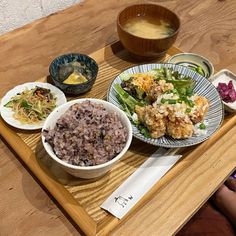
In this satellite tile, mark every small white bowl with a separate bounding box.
[42,98,133,179]
[210,69,236,113]
[168,53,214,78]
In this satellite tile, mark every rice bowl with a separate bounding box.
[42,98,132,179]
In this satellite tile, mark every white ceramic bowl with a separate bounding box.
[42,98,132,179]
[210,69,236,113]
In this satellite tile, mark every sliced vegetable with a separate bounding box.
[152,68,195,94]
[114,84,145,112]
[21,99,32,109]
[161,98,177,104]
[138,124,151,138]
[180,96,195,107]
[116,93,132,118]
[195,66,205,76]
[199,123,206,129]
[186,108,192,113]
[164,68,172,80]
[166,79,194,88]
[188,65,205,76]
[4,100,14,108]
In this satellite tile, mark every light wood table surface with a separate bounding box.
[1,0,236,235]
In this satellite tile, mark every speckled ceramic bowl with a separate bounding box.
[49,53,98,95]
[168,53,214,78]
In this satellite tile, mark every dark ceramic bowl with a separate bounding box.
[49,53,98,95]
[117,4,180,61]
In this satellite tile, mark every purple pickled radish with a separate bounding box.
[228,80,233,89]
[217,80,236,103]
[220,83,228,91]
[229,89,236,102]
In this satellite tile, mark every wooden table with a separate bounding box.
[1,0,236,235]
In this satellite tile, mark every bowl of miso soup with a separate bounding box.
[49,53,98,95]
[117,4,180,60]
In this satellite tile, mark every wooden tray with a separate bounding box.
[1,42,236,236]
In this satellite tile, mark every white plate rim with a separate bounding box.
[0,82,67,130]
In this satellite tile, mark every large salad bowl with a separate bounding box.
[107,63,224,148]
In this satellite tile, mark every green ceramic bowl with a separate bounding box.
[168,53,214,78]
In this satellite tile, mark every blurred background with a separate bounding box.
[0,0,81,34]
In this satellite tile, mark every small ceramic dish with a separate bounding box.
[49,53,98,95]
[168,53,214,78]
[209,69,236,113]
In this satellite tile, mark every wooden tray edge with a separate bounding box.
[89,40,183,64]
[1,42,235,235]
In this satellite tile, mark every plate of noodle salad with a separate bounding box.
[0,82,67,130]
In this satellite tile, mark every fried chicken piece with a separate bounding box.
[166,106,194,139]
[147,80,174,102]
[190,95,209,124]
[135,105,167,138]
[166,113,194,139]
[166,119,194,139]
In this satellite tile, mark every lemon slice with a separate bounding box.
[63,72,88,85]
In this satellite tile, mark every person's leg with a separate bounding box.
[226,177,236,192]
[177,201,235,236]
[213,178,236,227]
[177,177,236,236]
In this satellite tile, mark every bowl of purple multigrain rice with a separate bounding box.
[42,98,132,179]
